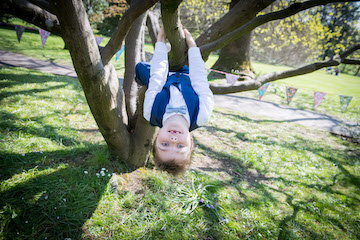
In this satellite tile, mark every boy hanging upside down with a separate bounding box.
[135,26,214,175]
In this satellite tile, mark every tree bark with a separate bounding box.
[208,31,255,80]
[2,0,62,35]
[51,0,131,160]
[160,0,187,71]
[208,0,255,80]
[146,2,161,47]
[124,12,147,131]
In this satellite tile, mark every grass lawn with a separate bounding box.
[1,67,359,239]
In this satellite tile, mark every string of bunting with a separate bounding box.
[205,67,354,112]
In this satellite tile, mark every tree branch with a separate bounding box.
[160,0,186,70]
[100,0,158,65]
[200,0,360,60]
[28,0,55,14]
[196,0,274,46]
[210,44,360,94]
[343,58,360,65]
[1,0,62,36]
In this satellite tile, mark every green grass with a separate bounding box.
[1,67,359,239]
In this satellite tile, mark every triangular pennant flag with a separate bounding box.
[95,37,103,46]
[225,73,238,84]
[339,95,353,112]
[314,91,326,109]
[286,86,298,104]
[15,25,25,43]
[145,51,153,62]
[258,82,270,100]
[38,29,50,48]
[115,45,125,61]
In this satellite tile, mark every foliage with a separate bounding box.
[95,0,129,36]
[253,1,326,66]
[179,0,230,37]
[82,0,109,26]
[252,1,360,67]
[0,67,359,238]
[317,2,360,60]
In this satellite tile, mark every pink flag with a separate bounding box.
[225,73,238,84]
[314,91,326,109]
[95,37,103,46]
[15,25,25,43]
[38,29,50,48]
[286,86,298,104]
[258,82,270,100]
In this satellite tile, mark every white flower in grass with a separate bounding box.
[63,198,66,202]
[21,153,25,156]
[100,171,105,177]
[108,174,111,177]
[96,173,100,178]
[57,216,60,219]
[25,221,28,224]
[101,168,106,171]
[84,171,88,174]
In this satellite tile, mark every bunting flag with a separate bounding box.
[95,37,103,46]
[339,95,353,112]
[258,82,270,100]
[115,45,125,61]
[225,73,238,84]
[14,25,25,43]
[145,51,153,62]
[38,29,50,48]
[286,86,298,104]
[314,91,326,109]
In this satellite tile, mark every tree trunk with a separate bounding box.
[209,32,255,80]
[52,0,156,167]
[207,0,256,80]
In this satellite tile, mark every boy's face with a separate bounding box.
[155,122,192,163]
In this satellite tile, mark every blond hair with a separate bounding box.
[152,136,194,176]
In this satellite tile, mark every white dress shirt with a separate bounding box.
[144,42,214,128]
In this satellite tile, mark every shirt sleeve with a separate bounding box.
[143,42,169,121]
[188,47,214,126]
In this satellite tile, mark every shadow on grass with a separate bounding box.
[0,146,135,239]
[192,118,360,238]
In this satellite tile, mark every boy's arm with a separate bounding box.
[184,28,214,126]
[143,35,168,121]
[188,47,214,126]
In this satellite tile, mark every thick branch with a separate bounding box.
[1,0,62,36]
[160,0,186,71]
[28,0,54,14]
[210,44,360,94]
[196,0,274,46]
[100,0,158,65]
[343,58,360,65]
[200,0,360,59]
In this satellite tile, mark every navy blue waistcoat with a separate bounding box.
[135,62,200,131]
